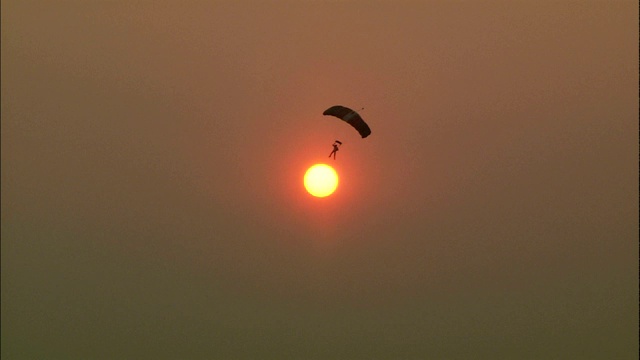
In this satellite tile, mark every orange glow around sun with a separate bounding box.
[304,164,338,197]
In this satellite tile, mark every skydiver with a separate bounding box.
[328,141,341,159]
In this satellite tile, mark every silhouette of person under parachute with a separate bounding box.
[322,105,371,160]
[328,140,342,159]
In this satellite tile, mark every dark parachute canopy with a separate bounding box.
[323,105,371,138]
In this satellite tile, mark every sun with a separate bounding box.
[304,164,338,198]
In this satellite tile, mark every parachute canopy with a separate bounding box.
[323,105,371,138]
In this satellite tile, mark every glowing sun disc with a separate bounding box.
[304,164,338,197]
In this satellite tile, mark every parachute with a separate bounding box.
[323,105,371,138]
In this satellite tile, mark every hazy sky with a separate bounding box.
[2,1,638,359]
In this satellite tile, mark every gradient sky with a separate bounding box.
[2,1,638,359]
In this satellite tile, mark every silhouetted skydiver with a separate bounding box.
[328,140,342,159]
